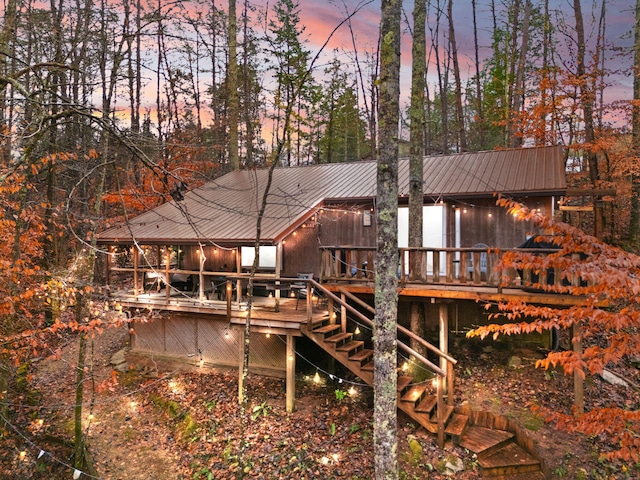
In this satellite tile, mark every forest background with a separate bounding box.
[0,0,639,477]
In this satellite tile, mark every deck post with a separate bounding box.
[275,242,282,312]
[437,375,445,448]
[286,334,296,412]
[306,283,312,321]
[573,322,584,415]
[340,293,347,331]
[199,245,205,301]
[165,247,171,304]
[133,246,139,299]
[106,246,112,285]
[439,302,449,400]
[238,327,244,405]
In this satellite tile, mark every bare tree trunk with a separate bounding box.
[630,0,640,243]
[228,0,239,169]
[375,0,400,478]
[448,0,466,152]
[508,0,531,148]
[0,0,17,164]
[574,0,598,184]
[409,0,427,360]
[471,0,484,148]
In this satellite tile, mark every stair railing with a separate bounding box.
[308,278,455,442]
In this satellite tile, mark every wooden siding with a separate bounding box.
[457,197,552,248]
[131,313,286,375]
[318,204,377,247]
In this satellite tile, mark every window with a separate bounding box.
[240,246,277,269]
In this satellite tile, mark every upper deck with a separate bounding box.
[106,245,584,334]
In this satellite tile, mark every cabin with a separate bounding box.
[96,145,578,464]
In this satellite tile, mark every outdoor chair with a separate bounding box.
[292,273,314,310]
[467,243,488,279]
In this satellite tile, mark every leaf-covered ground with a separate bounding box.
[1,325,636,479]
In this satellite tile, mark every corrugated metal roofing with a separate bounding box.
[98,145,566,245]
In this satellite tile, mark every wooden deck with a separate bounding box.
[113,290,328,335]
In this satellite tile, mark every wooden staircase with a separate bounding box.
[301,312,545,479]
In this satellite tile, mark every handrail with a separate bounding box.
[310,279,447,377]
[320,245,569,291]
[338,287,457,365]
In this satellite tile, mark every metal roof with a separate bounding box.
[98,145,566,245]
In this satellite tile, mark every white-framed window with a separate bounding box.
[240,245,277,269]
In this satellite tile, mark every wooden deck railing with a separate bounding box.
[319,246,563,291]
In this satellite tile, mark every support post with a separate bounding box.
[133,246,139,298]
[165,248,171,304]
[439,303,449,401]
[437,375,445,448]
[286,334,296,413]
[199,245,206,301]
[573,322,584,415]
[275,242,283,312]
[340,293,347,330]
[238,327,244,405]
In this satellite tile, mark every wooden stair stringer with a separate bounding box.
[301,325,373,386]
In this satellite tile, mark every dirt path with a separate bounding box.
[32,326,184,479]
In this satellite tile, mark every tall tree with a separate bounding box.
[508,0,532,147]
[574,0,598,184]
[318,59,368,163]
[228,0,239,169]
[448,0,466,151]
[266,0,311,166]
[630,0,640,244]
[408,0,427,359]
[375,0,401,477]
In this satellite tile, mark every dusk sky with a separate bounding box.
[262,0,636,111]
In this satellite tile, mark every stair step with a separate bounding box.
[361,361,374,371]
[478,442,540,477]
[444,413,469,443]
[325,332,352,346]
[429,404,454,425]
[415,394,437,414]
[459,426,514,456]
[308,316,330,328]
[488,472,546,480]
[396,376,413,395]
[400,385,426,407]
[335,340,364,355]
[313,323,342,338]
[348,348,373,366]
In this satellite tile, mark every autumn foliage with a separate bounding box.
[468,197,640,463]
